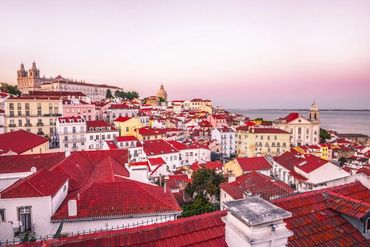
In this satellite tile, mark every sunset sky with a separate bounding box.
[0,0,369,109]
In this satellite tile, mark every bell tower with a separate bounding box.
[309,101,320,123]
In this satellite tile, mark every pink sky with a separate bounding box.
[0,0,369,108]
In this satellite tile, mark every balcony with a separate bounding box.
[37,122,44,126]
[9,124,16,127]
[37,132,45,136]
[25,123,32,127]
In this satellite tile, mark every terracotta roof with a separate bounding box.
[236,157,272,172]
[273,181,370,246]
[138,127,167,136]
[105,140,117,150]
[221,171,294,200]
[0,130,48,155]
[143,140,178,156]
[0,168,68,198]
[109,104,136,109]
[282,112,299,122]
[296,154,328,173]
[0,152,65,174]
[325,191,370,219]
[86,120,116,131]
[114,116,132,122]
[148,157,166,166]
[251,127,289,134]
[115,135,139,142]
[29,91,86,97]
[357,166,370,176]
[19,211,227,247]
[52,178,181,221]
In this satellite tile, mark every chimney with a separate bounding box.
[228,174,236,183]
[68,199,77,217]
[223,197,293,247]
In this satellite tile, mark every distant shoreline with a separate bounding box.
[227,109,370,112]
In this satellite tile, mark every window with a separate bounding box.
[366,218,370,231]
[18,206,32,232]
[0,209,5,222]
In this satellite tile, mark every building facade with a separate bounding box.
[17,62,121,100]
[236,127,290,157]
[5,96,62,137]
[274,102,320,146]
[56,116,86,152]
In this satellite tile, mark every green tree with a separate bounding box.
[158,97,166,103]
[338,157,347,166]
[320,128,331,142]
[185,168,225,203]
[125,91,139,100]
[105,89,113,99]
[4,85,21,96]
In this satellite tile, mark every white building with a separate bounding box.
[85,120,119,150]
[56,116,86,152]
[211,127,235,158]
[143,140,181,171]
[274,102,320,146]
[0,150,181,243]
[272,151,350,191]
[104,104,139,123]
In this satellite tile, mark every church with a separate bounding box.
[17,62,121,101]
[274,102,320,146]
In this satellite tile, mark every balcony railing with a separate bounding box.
[8,124,16,127]
[37,122,44,126]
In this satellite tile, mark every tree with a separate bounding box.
[105,89,113,99]
[125,91,139,100]
[185,168,225,204]
[4,85,21,96]
[158,97,166,103]
[320,128,331,142]
[338,157,347,166]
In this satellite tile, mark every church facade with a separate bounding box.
[274,102,320,146]
[17,62,121,101]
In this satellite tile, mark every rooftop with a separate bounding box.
[224,197,292,226]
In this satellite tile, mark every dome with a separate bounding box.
[156,84,168,101]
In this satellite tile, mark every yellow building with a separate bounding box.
[236,127,290,157]
[114,117,142,136]
[224,157,272,177]
[5,95,62,137]
[134,127,167,141]
[0,130,49,155]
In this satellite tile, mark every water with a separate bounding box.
[227,109,370,136]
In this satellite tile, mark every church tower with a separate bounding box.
[17,62,42,94]
[156,84,168,101]
[309,101,320,123]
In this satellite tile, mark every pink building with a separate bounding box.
[62,99,96,121]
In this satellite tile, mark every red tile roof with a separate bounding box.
[114,116,132,122]
[251,127,289,134]
[1,168,68,198]
[143,140,178,156]
[282,112,299,123]
[325,191,370,219]
[86,120,116,131]
[220,171,293,201]
[0,152,65,174]
[109,104,135,109]
[273,181,370,246]
[236,157,272,172]
[52,178,181,221]
[0,130,48,155]
[295,154,328,173]
[138,127,167,136]
[115,135,139,142]
[105,140,117,150]
[19,211,227,247]
[148,157,166,166]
